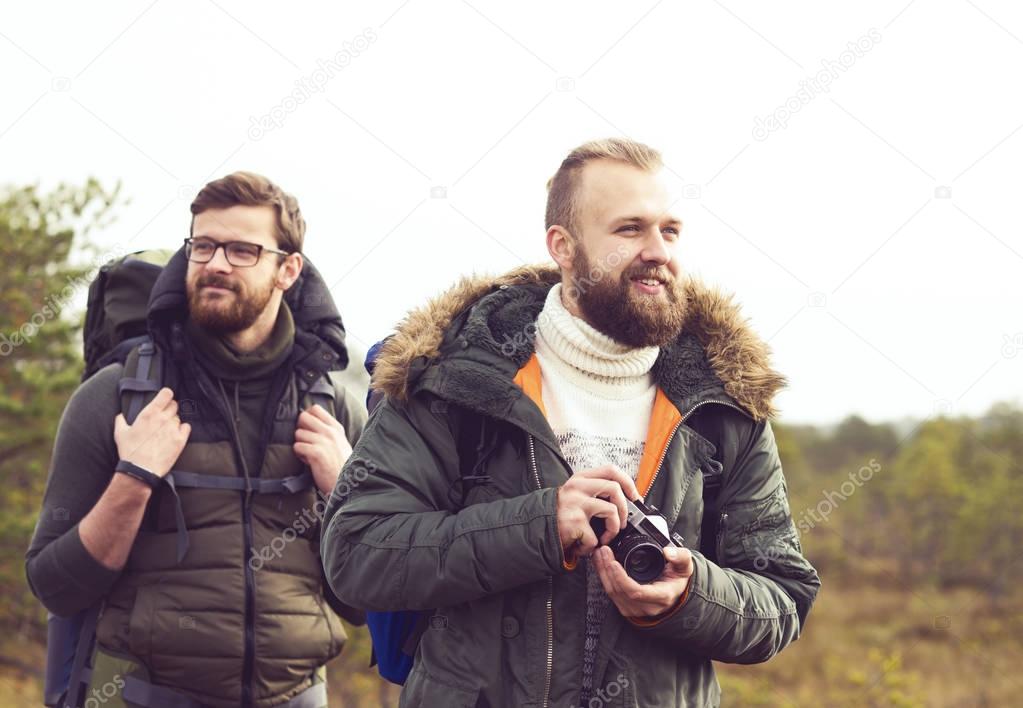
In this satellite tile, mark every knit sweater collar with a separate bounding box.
[534,283,659,399]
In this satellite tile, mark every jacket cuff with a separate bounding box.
[552,488,578,571]
[559,539,578,571]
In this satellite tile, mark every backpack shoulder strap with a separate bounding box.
[699,457,725,563]
[681,404,732,563]
[118,338,161,424]
[302,373,337,417]
[451,406,497,507]
[61,604,100,708]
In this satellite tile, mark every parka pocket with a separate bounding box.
[596,651,638,707]
[733,484,802,573]
[400,666,481,708]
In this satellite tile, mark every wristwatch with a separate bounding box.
[115,459,163,490]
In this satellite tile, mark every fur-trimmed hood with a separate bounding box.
[372,264,786,421]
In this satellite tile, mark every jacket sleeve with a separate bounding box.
[319,378,370,625]
[320,394,566,612]
[24,365,124,617]
[631,417,821,664]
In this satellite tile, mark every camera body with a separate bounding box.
[591,498,685,583]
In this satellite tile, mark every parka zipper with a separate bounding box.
[528,435,553,708]
[646,399,746,499]
[645,400,750,556]
[717,512,729,561]
[646,419,683,500]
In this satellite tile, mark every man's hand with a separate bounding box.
[294,404,353,495]
[89,387,190,569]
[556,465,641,559]
[593,544,694,619]
[113,387,191,477]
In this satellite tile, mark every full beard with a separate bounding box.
[187,273,275,334]
[571,248,687,348]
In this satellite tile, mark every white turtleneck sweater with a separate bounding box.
[532,283,660,704]
[534,283,659,481]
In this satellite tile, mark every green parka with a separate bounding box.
[322,265,820,707]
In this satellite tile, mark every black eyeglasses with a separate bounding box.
[184,237,292,267]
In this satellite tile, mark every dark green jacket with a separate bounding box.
[322,265,820,708]
[27,250,366,707]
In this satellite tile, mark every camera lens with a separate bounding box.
[620,540,665,584]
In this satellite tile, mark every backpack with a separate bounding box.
[81,249,173,381]
[46,250,340,708]
[360,339,726,685]
[45,250,172,707]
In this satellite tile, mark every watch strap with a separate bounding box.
[115,459,163,490]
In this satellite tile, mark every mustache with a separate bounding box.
[623,265,673,283]
[196,275,240,292]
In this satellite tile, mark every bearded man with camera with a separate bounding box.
[321,138,821,708]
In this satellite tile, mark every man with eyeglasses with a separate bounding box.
[26,172,367,707]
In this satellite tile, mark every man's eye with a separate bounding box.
[617,225,639,233]
[193,241,215,253]
[662,227,680,238]
[231,244,260,257]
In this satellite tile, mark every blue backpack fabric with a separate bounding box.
[365,609,422,685]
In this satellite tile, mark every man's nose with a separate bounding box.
[640,229,671,266]
[205,245,234,273]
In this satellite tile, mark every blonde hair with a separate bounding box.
[545,138,663,232]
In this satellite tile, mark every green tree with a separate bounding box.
[0,179,121,638]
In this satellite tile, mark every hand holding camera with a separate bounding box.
[590,498,686,584]
[555,465,641,559]
[593,540,694,620]
[591,499,695,619]
[556,466,695,619]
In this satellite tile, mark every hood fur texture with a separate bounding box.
[372,264,786,420]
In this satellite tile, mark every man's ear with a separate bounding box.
[276,252,304,290]
[546,225,575,270]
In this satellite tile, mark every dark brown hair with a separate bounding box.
[190,171,305,253]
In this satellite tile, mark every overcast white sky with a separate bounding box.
[2,1,1021,425]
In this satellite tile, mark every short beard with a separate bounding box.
[570,247,687,348]
[187,273,275,334]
